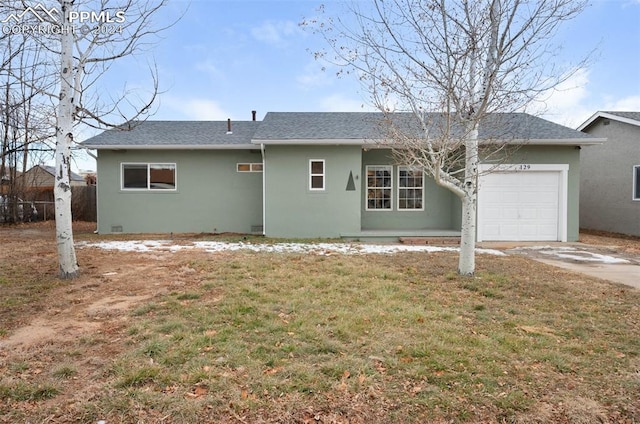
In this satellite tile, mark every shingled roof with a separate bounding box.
[254,112,600,145]
[36,165,84,182]
[82,112,601,149]
[82,121,260,149]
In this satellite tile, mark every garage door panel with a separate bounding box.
[499,224,519,239]
[538,225,558,238]
[519,225,538,237]
[538,207,557,219]
[485,207,502,218]
[534,191,558,203]
[519,209,537,219]
[483,225,501,238]
[483,191,502,202]
[500,191,519,202]
[502,208,519,219]
[479,170,561,241]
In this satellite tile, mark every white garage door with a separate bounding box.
[478,168,564,241]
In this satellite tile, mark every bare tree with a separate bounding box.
[0,29,54,223]
[305,0,587,275]
[1,0,174,278]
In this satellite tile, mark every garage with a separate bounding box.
[477,164,568,242]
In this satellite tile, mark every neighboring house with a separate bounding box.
[578,111,640,237]
[21,164,86,192]
[82,112,601,241]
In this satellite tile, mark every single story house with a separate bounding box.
[82,112,601,241]
[21,164,86,192]
[578,111,640,237]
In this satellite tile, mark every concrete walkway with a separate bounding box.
[530,259,640,289]
[478,242,640,289]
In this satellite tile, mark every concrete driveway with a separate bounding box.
[502,244,640,289]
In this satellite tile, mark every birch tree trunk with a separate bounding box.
[458,127,479,276]
[54,0,79,279]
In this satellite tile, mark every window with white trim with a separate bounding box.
[398,166,424,210]
[366,165,392,210]
[122,163,176,190]
[309,159,325,190]
[634,165,640,201]
[237,163,263,172]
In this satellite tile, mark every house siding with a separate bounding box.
[96,149,263,234]
[263,145,361,238]
[580,119,640,236]
[361,149,459,231]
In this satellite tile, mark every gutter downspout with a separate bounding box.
[260,143,266,236]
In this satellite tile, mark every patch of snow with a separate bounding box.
[509,245,630,264]
[78,240,506,256]
[539,249,630,264]
[512,245,566,251]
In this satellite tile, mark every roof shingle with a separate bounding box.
[82,121,259,148]
[82,112,599,149]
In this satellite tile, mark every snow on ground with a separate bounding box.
[511,246,630,264]
[77,240,507,256]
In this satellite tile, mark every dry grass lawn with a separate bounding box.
[0,222,638,423]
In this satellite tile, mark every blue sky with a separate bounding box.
[73,0,640,170]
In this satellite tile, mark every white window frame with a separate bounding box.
[237,163,263,173]
[309,159,325,191]
[366,165,393,211]
[633,165,640,201]
[397,166,425,211]
[121,162,177,191]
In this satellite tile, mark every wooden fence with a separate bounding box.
[1,186,96,222]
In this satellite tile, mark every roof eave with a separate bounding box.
[83,144,258,150]
[254,138,603,146]
[577,112,640,131]
[481,138,605,146]
[252,138,376,146]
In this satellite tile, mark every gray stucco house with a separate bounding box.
[578,111,640,237]
[82,112,600,241]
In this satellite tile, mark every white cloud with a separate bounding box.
[533,68,594,128]
[531,68,640,128]
[159,96,231,120]
[194,60,224,80]
[605,95,640,111]
[251,20,302,47]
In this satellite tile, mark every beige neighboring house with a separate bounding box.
[21,164,86,193]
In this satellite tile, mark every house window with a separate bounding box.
[309,160,325,190]
[237,163,263,172]
[634,165,640,201]
[366,165,392,210]
[398,166,424,210]
[122,163,176,190]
